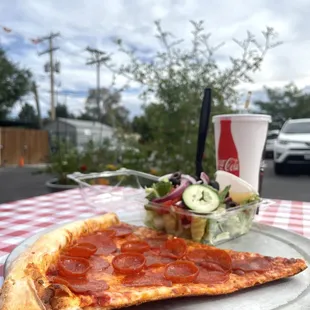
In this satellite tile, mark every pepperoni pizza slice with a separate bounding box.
[0,213,307,309]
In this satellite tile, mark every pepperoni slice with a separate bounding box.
[78,233,114,248]
[54,276,109,296]
[95,240,117,256]
[195,267,229,284]
[51,276,109,297]
[144,237,167,250]
[186,248,231,272]
[200,262,225,272]
[144,251,176,267]
[164,261,199,283]
[121,240,150,253]
[186,249,209,264]
[58,256,90,277]
[65,243,97,258]
[112,253,145,274]
[109,224,133,237]
[160,238,187,259]
[89,256,110,271]
[97,229,116,239]
[232,257,271,273]
[122,271,172,287]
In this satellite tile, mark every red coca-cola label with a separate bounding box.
[217,119,240,176]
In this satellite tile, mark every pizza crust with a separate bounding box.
[0,213,120,310]
[0,213,307,310]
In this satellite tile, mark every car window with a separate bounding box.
[267,133,278,139]
[281,122,310,134]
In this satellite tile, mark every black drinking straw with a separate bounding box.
[195,88,212,178]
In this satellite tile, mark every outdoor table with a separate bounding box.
[0,188,309,287]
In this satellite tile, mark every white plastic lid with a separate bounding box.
[212,114,272,123]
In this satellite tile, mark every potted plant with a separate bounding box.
[44,144,85,193]
[42,138,161,192]
[42,141,109,192]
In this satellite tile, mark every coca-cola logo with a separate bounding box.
[218,158,239,172]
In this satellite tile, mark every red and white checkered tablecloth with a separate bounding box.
[0,188,309,287]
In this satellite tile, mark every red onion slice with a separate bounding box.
[200,172,210,184]
[181,174,196,184]
[152,180,189,203]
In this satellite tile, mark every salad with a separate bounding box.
[144,170,261,245]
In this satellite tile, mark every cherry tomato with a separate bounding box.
[112,253,145,274]
[164,261,199,283]
[121,240,150,253]
[58,255,90,277]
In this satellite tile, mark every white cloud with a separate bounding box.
[1,0,310,118]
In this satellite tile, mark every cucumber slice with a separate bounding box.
[182,184,220,213]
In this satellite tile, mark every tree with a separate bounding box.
[104,21,281,175]
[48,103,75,119]
[18,103,38,123]
[255,83,310,129]
[0,48,32,119]
[83,87,130,129]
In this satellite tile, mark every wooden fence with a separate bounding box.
[0,127,49,165]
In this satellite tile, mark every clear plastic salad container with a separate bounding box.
[67,169,155,210]
[144,199,267,246]
[68,168,272,246]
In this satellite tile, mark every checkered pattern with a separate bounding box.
[0,188,309,288]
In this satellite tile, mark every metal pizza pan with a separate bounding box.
[4,212,310,310]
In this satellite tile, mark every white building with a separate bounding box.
[44,118,115,150]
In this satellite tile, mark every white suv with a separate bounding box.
[273,118,310,175]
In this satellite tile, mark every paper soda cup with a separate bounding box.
[212,114,272,192]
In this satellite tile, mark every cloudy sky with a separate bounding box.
[0,0,310,118]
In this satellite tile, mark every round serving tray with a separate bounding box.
[4,213,310,310]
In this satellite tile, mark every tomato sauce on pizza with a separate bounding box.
[45,223,288,307]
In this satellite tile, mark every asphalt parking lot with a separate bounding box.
[261,160,310,202]
[0,166,51,203]
[0,161,309,204]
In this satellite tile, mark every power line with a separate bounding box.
[37,32,61,121]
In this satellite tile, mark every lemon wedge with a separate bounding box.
[215,171,258,205]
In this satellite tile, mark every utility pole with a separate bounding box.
[37,32,61,121]
[85,47,110,121]
[31,82,42,129]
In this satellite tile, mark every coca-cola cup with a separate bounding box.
[212,114,272,192]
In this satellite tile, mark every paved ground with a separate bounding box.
[261,160,310,202]
[0,161,309,204]
[0,167,51,203]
